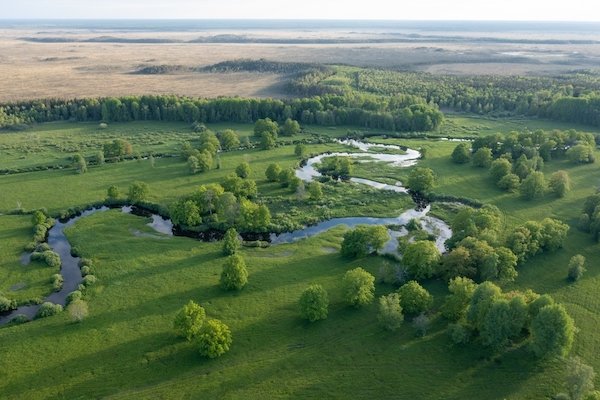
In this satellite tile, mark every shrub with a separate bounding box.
[342,267,375,308]
[82,275,97,286]
[0,296,17,312]
[472,147,493,168]
[9,314,30,325]
[299,284,329,322]
[530,304,575,358]
[35,302,63,319]
[451,143,471,164]
[220,254,248,291]
[68,300,89,322]
[398,281,433,315]
[520,171,546,200]
[197,319,233,358]
[407,167,435,193]
[235,162,252,179]
[80,265,92,276]
[174,300,206,340]
[265,163,282,182]
[549,170,572,198]
[448,323,471,345]
[51,274,64,291]
[377,293,404,331]
[66,290,83,305]
[497,173,521,192]
[413,313,431,337]
[567,254,586,282]
[341,225,389,258]
[43,251,61,268]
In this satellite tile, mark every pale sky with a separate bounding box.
[2,0,600,21]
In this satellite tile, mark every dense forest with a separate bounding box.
[0,93,444,132]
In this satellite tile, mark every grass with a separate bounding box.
[1,116,600,398]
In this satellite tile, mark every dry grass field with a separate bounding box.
[1,23,600,101]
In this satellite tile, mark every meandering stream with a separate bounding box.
[1,138,453,325]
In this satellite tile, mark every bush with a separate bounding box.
[398,281,433,315]
[497,173,521,192]
[451,143,471,164]
[68,300,89,322]
[377,293,404,331]
[66,290,83,305]
[265,163,282,182]
[407,167,435,193]
[235,162,252,179]
[174,300,206,340]
[35,302,63,319]
[342,267,375,308]
[197,319,233,358]
[341,225,389,258]
[43,251,61,268]
[448,323,471,345]
[568,254,586,282]
[80,265,92,276]
[0,296,17,312]
[51,274,64,291]
[520,171,546,200]
[220,254,248,291]
[82,275,97,286]
[413,313,431,337]
[299,284,329,322]
[472,147,493,168]
[549,170,571,198]
[9,314,30,325]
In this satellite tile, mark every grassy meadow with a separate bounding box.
[1,114,599,399]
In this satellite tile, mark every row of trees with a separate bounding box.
[0,93,444,132]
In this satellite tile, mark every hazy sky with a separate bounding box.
[3,0,599,21]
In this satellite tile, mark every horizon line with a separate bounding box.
[1,18,600,23]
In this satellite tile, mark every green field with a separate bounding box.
[1,115,599,399]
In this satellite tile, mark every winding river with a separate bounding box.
[1,138,452,326]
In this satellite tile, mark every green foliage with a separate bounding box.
[341,225,389,258]
[281,118,301,136]
[170,199,202,227]
[173,300,206,341]
[197,319,232,359]
[398,281,433,315]
[529,294,555,319]
[567,144,595,164]
[466,281,502,330]
[489,158,512,183]
[35,302,63,319]
[235,162,251,179]
[342,267,375,308]
[442,277,477,321]
[520,171,546,200]
[448,322,471,345]
[294,143,307,158]
[66,290,83,305]
[318,156,353,179]
[472,147,493,168]
[265,163,282,182]
[307,181,324,200]
[254,118,279,138]
[549,170,572,198]
[220,254,248,291]
[68,299,89,322]
[51,273,63,291]
[0,295,17,312]
[73,153,87,174]
[451,143,471,164]
[222,228,241,256]
[377,293,404,331]
[107,185,120,200]
[565,356,596,400]
[480,296,527,350]
[299,284,329,322]
[497,173,521,192]
[530,304,576,358]
[95,150,105,165]
[402,240,440,280]
[218,129,240,151]
[407,167,435,193]
[568,254,587,282]
[187,155,200,174]
[103,138,132,159]
[128,181,150,204]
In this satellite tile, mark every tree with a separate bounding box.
[442,277,477,321]
[568,254,586,282]
[439,246,476,280]
[107,185,119,200]
[220,254,248,291]
[68,299,88,322]
[530,304,575,358]
[549,170,571,197]
[260,131,277,150]
[218,129,240,150]
[170,199,202,227]
[489,158,512,182]
[341,225,389,258]
[307,181,323,201]
[197,150,213,172]
[497,173,521,192]
[407,167,434,193]
[173,300,206,341]
[254,118,279,138]
[299,284,329,322]
[294,143,307,158]
[377,293,404,331]
[198,130,220,155]
[235,162,251,179]
[103,138,132,160]
[397,281,433,315]
[265,163,282,182]
[188,155,199,174]
[128,181,149,204]
[95,150,105,165]
[413,313,431,337]
[520,171,546,200]
[281,118,301,136]
[73,154,87,174]
[402,240,440,280]
[466,281,502,330]
[567,144,595,164]
[472,147,493,168]
[480,297,527,350]
[451,143,471,164]
[197,319,232,358]
[222,228,242,256]
[565,357,596,400]
[342,267,375,308]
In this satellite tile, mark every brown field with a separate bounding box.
[1,25,600,102]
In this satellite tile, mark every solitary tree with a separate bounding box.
[398,281,433,315]
[265,163,282,182]
[407,167,435,193]
[567,254,586,282]
[67,299,89,322]
[107,185,120,200]
[73,154,87,174]
[294,143,307,158]
[299,284,329,322]
[173,300,206,341]
[377,293,404,331]
[220,254,248,291]
[451,143,471,164]
[281,118,301,136]
[549,170,571,198]
[520,171,546,200]
[222,228,242,256]
[197,319,232,358]
[342,267,375,308]
[341,225,389,258]
[530,304,575,358]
